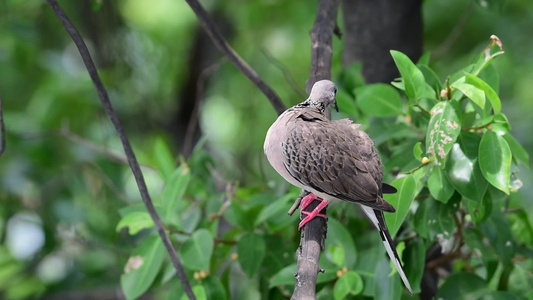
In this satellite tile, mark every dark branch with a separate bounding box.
[184,0,286,115]
[306,0,340,93]
[0,87,5,157]
[44,1,196,299]
[293,1,340,299]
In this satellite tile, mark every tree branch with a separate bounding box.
[306,0,340,94]
[0,87,5,157]
[184,0,286,115]
[293,1,340,299]
[44,1,196,299]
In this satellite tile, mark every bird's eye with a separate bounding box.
[334,88,337,94]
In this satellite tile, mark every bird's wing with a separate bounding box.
[281,111,395,212]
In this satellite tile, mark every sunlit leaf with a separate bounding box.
[354,84,403,116]
[238,232,266,278]
[390,50,435,100]
[426,101,461,167]
[479,130,511,194]
[120,235,165,300]
[384,175,416,237]
[116,211,154,235]
[451,79,486,109]
[465,73,501,114]
[412,141,423,162]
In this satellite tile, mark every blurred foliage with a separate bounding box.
[0,0,533,299]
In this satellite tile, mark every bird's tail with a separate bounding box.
[360,206,413,295]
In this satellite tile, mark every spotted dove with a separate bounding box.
[264,80,412,294]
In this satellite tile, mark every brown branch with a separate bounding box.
[0,87,5,157]
[305,0,340,94]
[293,1,339,299]
[44,1,196,299]
[184,0,286,116]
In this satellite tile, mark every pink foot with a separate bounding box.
[299,193,329,230]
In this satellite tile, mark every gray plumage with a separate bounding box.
[264,79,412,294]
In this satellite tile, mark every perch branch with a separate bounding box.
[293,1,340,299]
[184,0,286,115]
[45,1,196,299]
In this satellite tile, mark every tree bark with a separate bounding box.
[342,0,423,83]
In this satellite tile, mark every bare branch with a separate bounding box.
[184,0,286,115]
[0,87,5,157]
[293,1,340,299]
[306,0,340,94]
[45,1,196,299]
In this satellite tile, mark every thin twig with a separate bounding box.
[184,0,286,115]
[293,1,340,299]
[183,59,226,158]
[261,49,307,99]
[0,87,5,157]
[59,124,155,170]
[45,1,196,299]
[287,190,309,216]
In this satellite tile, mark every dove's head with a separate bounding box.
[308,80,339,113]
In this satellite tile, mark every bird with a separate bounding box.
[263,79,412,294]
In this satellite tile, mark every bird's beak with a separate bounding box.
[333,100,339,112]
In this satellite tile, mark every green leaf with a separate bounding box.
[120,235,166,300]
[427,166,455,203]
[327,244,345,268]
[237,232,266,277]
[446,133,488,201]
[202,276,227,300]
[333,271,364,300]
[254,194,293,226]
[326,218,357,267]
[269,264,296,288]
[479,291,520,300]
[412,141,423,162]
[479,130,512,194]
[336,88,358,116]
[390,50,435,100]
[373,258,402,300]
[162,165,192,223]
[451,79,486,109]
[116,211,154,235]
[435,273,489,300]
[503,133,530,168]
[425,101,461,166]
[179,229,214,271]
[179,285,207,300]
[384,175,416,237]
[465,73,501,114]
[154,138,175,180]
[354,84,403,116]
[404,239,424,294]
